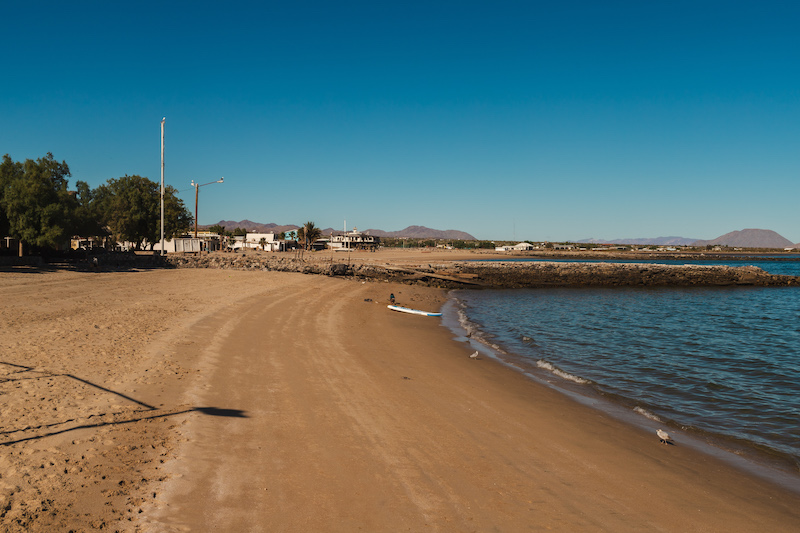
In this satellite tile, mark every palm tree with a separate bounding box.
[295,227,305,259]
[259,237,267,251]
[302,221,322,251]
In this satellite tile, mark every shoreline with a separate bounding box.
[441,292,800,493]
[2,268,800,531]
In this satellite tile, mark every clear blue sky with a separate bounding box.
[2,1,798,242]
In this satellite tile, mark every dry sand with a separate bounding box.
[1,264,799,532]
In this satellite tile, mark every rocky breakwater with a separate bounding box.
[165,253,351,276]
[162,254,800,289]
[453,261,800,288]
[165,253,490,286]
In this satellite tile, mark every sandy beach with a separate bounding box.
[2,260,799,531]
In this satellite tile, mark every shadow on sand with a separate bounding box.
[0,361,246,446]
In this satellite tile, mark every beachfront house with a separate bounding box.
[228,232,286,252]
[155,231,222,253]
[495,242,537,252]
[328,227,380,251]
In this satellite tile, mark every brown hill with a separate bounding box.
[203,220,299,234]
[364,225,476,240]
[203,221,476,240]
[692,229,794,249]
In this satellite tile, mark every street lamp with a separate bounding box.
[191,177,224,238]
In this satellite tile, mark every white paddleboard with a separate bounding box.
[387,305,442,317]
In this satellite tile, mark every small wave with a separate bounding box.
[536,360,589,384]
[455,303,482,331]
[456,307,471,329]
[488,342,509,355]
[633,406,663,422]
[521,335,539,347]
[454,304,478,337]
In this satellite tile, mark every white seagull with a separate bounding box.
[656,429,672,444]
[469,351,479,359]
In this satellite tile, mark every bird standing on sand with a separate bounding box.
[469,351,479,359]
[657,429,672,444]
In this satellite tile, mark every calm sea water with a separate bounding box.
[476,256,800,276]
[448,259,800,476]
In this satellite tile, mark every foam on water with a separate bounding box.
[633,406,663,422]
[535,360,589,384]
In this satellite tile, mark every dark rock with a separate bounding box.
[329,263,349,276]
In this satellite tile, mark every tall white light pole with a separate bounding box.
[160,117,166,255]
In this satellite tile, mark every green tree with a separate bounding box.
[163,184,193,241]
[94,175,156,249]
[0,154,24,239]
[0,153,76,255]
[72,179,108,243]
[93,175,191,250]
[209,224,225,235]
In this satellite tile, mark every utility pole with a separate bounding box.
[160,117,165,255]
[191,178,225,239]
[194,183,198,238]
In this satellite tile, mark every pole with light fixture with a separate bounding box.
[191,177,224,239]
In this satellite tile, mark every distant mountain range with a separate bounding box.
[209,220,299,234]
[204,220,477,240]
[204,222,796,248]
[363,225,476,240]
[580,229,797,249]
[578,236,698,246]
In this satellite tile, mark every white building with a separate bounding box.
[328,227,380,251]
[154,231,222,253]
[495,242,537,252]
[229,232,286,252]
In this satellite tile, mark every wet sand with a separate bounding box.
[1,265,799,531]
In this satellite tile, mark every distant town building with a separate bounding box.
[231,232,286,252]
[495,242,537,252]
[70,237,103,250]
[155,232,222,253]
[328,227,380,251]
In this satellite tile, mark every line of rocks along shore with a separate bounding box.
[161,253,800,289]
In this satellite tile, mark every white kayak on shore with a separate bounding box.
[387,305,442,317]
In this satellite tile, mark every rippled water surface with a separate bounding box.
[452,284,800,464]
[475,257,800,276]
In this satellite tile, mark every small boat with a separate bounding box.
[387,305,442,317]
